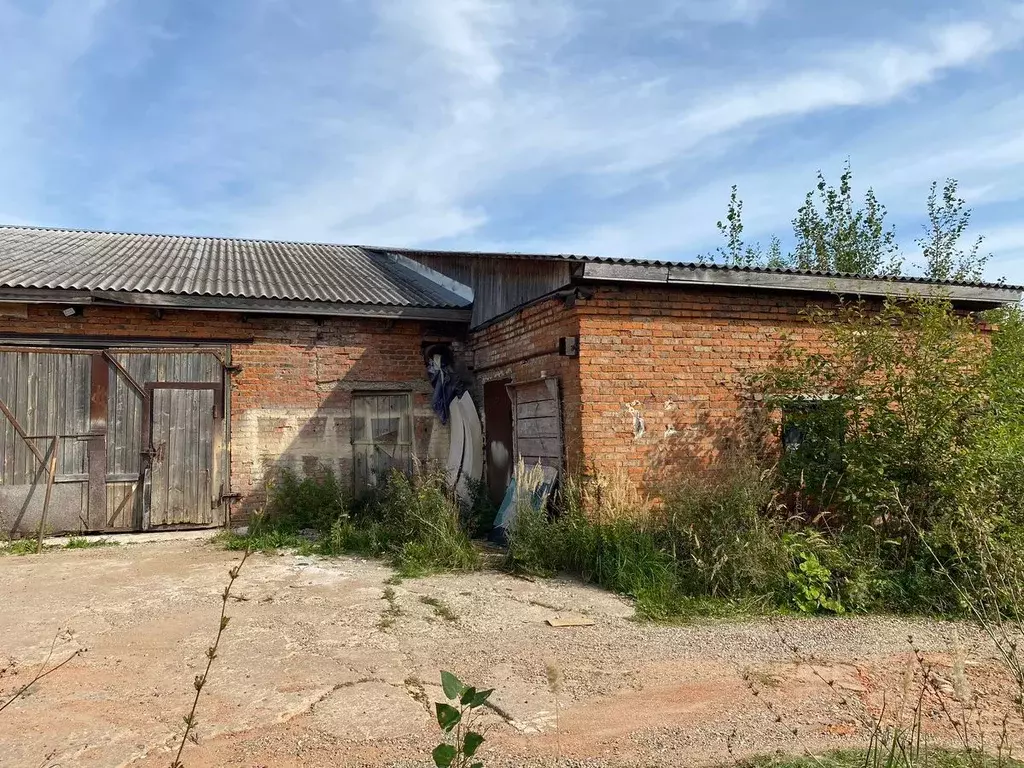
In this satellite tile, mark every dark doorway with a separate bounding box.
[483,379,513,508]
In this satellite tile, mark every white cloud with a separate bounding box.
[2,0,1023,283]
[240,4,1022,247]
[378,0,513,87]
[981,224,1024,255]
[597,15,1023,178]
[0,1,118,208]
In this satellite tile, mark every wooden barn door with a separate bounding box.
[145,385,219,527]
[107,350,226,531]
[511,378,563,481]
[0,348,92,536]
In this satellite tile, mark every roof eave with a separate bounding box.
[577,262,1023,306]
[0,289,472,323]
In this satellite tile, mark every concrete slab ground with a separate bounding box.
[0,540,1018,767]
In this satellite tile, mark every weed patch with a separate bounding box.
[378,586,402,631]
[743,750,1023,768]
[63,536,116,550]
[222,468,480,577]
[506,466,793,621]
[419,595,458,623]
[1,536,118,556]
[1,539,42,556]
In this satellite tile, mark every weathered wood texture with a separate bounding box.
[512,379,563,474]
[351,392,412,495]
[110,351,223,529]
[0,347,226,533]
[0,350,91,484]
[409,254,573,327]
[106,351,222,479]
[149,388,216,526]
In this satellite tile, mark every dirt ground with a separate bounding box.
[0,539,1019,768]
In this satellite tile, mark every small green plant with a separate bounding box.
[64,535,115,550]
[420,595,458,623]
[432,671,492,768]
[783,533,845,614]
[1,539,41,556]
[378,585,401,631]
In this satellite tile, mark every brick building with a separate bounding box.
[0,225,1018,534]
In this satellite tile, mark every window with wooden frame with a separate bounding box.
[351,392,413,494]
[779,395,847,495]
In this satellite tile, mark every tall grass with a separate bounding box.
[327,468,479,576]
[505,461,790,619]
[223,467,479,577]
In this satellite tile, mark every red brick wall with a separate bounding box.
[469,298,583,469]
[466,288,835,487]
[574,285,834,486]
[0,304,450,521]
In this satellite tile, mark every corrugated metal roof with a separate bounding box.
[0,226,1017,314]
[0,226,470,309]
[374,246,1021,291]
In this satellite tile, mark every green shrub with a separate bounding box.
[229,467,479,577]
[782,531,845,614]
[756,297,1024,615]
[266,467,349,533]
[506,489,681,619]
[355,470,480,576]
[506,467,789,620]
[661,461,789,601]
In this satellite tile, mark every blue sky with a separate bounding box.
[2,1,1024,283]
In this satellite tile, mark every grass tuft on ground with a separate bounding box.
[221,467,479,577]
[745,749,1023,768]
[2,535,117,555]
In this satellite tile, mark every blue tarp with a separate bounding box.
[490,475,554,546]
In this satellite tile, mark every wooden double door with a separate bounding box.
[0,346,227,535]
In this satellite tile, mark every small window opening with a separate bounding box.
[780,396,846,464]
[352,392,413,495]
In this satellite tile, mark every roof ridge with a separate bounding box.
[0,223,367,251]
[0,224,1016,292]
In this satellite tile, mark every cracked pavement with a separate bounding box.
[0,539,1019,767]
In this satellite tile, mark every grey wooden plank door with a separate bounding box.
[511,378,563,480]
[351,393,412,495]
[148,387,215,526]
[0,349,92,535]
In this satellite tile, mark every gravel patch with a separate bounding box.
[0,540,1016,767]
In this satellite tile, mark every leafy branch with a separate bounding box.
[432,671,493,768]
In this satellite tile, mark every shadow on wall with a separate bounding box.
[642,395,775,495]
[232,324,460,516]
